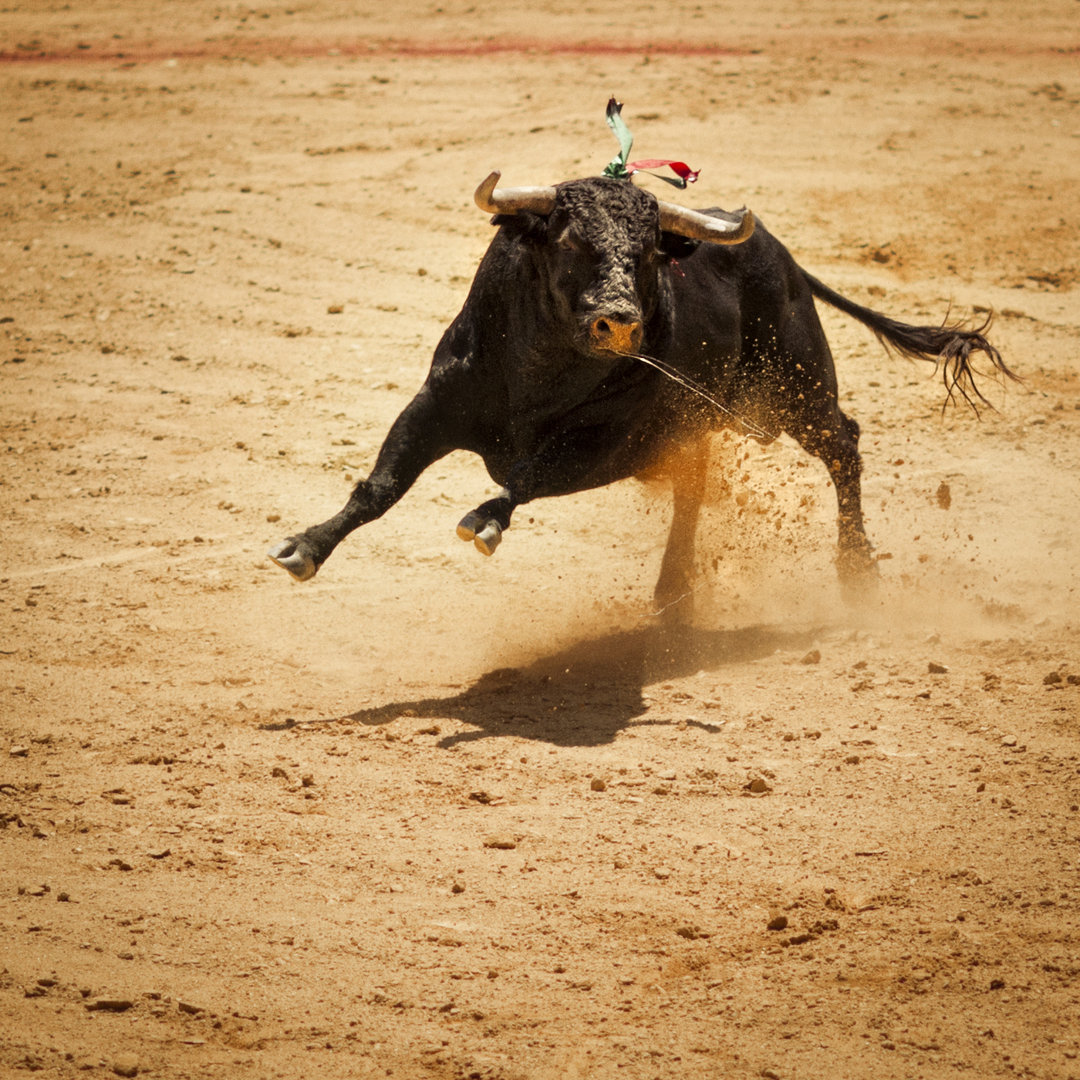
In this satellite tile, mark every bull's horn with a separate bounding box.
[658,202,755,245]
[475,170,557,216]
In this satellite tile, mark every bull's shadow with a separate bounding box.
[336,621,823,748]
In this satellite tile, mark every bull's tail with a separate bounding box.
[801,270,1018,412]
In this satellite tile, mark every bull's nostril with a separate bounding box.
[590,315,642,352]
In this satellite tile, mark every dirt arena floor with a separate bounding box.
[2,2,1079,1077]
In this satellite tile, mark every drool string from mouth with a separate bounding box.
[625,351,772,441]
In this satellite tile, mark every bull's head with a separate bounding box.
[476,170,753,359]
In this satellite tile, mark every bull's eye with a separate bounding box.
[556,232,583,253]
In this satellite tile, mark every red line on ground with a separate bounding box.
[0,38,755,65]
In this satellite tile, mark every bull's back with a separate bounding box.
[668,217,815,363]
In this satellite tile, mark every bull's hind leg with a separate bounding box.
[790,411,877,598]
[770,271,877,600]
[651,438,708,621]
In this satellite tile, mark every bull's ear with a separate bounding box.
[492,212,549,243]
[659,232,700,260]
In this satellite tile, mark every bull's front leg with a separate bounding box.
[455,491,512,556]
[269,386,454,581]
[453,437,591,558]
[454,420,653,558]
[651,438,708,621]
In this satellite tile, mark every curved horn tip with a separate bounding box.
[473,174,557,217]
[734,209,755,242]
[658,201,757,245]
[706,207,754,245]
[474,170,502,213]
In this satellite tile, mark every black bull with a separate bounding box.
[269,172,1010,614]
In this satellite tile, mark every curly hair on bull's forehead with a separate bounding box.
[553,176,659,238]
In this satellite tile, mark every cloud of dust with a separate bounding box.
[462,424,1079,683]
[267,418,1077,706]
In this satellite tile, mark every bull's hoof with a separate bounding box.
[837,548,879,605]
[268,538,318,581]
[652,587,695,626]
[456,511,503,556]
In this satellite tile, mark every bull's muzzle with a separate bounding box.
[590,315,643,355]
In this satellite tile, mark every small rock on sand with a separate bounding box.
[86,999,134,1013]
[112,1053,139,1077]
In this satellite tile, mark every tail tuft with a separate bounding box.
[932,312,1015,412]
[803,272,1019,414]
[875,310,1017,414]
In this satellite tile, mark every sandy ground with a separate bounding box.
[2,2,1079,1078]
